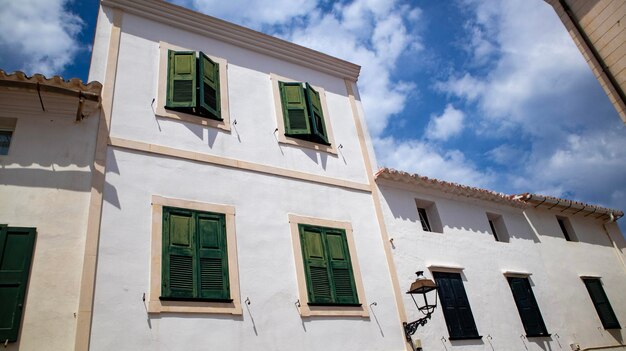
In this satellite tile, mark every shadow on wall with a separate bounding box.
[523,210,614,248]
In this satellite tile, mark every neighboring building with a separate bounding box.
[376,168,626,351]
[83,0,404,350]
[545,0,626,123]
[0,70,102,350]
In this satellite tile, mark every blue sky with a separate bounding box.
[1,0,625,230]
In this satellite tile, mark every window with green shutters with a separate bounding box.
[299,224,359,305]
[161,207,230,301]
[166,50,221,121]
[583,278,621,329]
[279,81,330,145]
[507,277,549,337]
[0,225,36,343]
[433,272,481,340]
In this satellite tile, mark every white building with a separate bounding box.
[83,0,404,350]
[376,168,626,351]
[0,70,102,350]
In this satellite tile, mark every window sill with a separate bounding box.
[448,335,482,341]
[526,333,551,338]
[308,302,362,307]
[278,135,337,155]
[155,105,230,132]
[159,296,233,303]
[147,295,241,315]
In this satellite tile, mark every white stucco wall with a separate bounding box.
[90,148,403,351]
[0,91,99,350]
[378,183,626,351]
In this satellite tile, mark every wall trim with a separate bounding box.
[108,137,371,193]
[101,0,361,81]
[74,8,122,351]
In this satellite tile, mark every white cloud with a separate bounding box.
[426,104,465,141]
[375,136,494,188]
[0,0,84,75]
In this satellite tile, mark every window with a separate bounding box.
[433,272,481,340]
[148,196,241,314]
[161,207,230,301]
[299,224,358,305]
[166,50,221,121]
[279,81,329,145]
[0,130,12,155]
[582,278,620,329]
[156,42,230,131]
[486,213,509,242]
[415,198,443,233]
[270,73,337,154]
[289,214,368,317]
[556,216,576,241]
[0,225,36,342]
[507,277,549,337]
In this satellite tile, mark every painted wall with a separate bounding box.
[378,182,626,351]
[89,148,403,351]
[89,5,404,351]
[0,89,99,350]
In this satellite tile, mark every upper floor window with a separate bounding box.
[278,81,329,145]
[0,130,12,155]
[556,216,576,241]
[166,50,222,121]
[415,198,443,233]
[486,213,509,242]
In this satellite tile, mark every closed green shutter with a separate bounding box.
[326,229,358,304]
[433,272,480,340]
[300,226,332,303]
[198,52,221,120]
[305,83,329,145]
[166,50,197,109]
[583,279,620,329]
[0,226,36,342]
[197,212,229,300]
[279,82,311,135]
[162,208,196,299]
[507,277,549,337]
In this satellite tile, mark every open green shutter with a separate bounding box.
[166,51,196,109]
[198,52,221,120]
[162,208,196,299]
[305,83,329,144]
[0,226,36,342]
[300,225,332,303]
[584,279,620,329]
[279,82,311,135]
[196,212,229,300]
[508,277,549,336]
[325,229,358,304]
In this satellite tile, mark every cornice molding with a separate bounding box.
[101,0,361,81]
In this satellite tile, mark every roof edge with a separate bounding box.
[101,0,361,81]
[0,70,102,100]
[513,193,623,221]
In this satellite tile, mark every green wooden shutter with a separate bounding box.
[166,51,197,109]
[162,208,196,299]
[0,226,36,342]
[305,83,329,145]
[434,272,480,339]
[325,229,358,304]
[507,277,549,336]
[198,52,221,120]
[583,279,620,329]
[279,82,311,135]
[196,212,229,300]
[300,225,332,303]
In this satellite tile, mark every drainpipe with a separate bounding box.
[602,212,626,273]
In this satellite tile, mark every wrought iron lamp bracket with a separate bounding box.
[403,314,432,341]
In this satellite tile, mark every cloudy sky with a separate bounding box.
[1,0,625,230]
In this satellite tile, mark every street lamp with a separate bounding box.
[403,271,438,343]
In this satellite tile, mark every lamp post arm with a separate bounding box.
[403,314,432,342]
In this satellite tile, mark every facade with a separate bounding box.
[83,0,403,350]
[545,0,626,123]
[376,168,626,351]
[0,71,102,350]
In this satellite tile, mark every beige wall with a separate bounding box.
[547,0,626,123]
[0,87,100,350]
